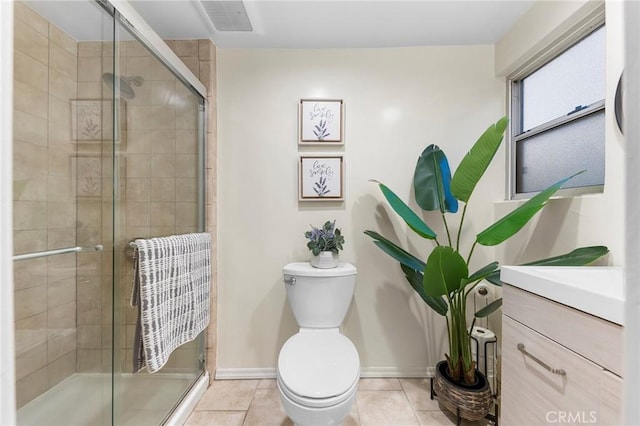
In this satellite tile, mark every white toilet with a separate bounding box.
[277,262,359,426]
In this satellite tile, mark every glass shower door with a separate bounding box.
[13,1,117,424]
[111,11,206,426]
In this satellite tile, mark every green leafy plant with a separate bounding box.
[364,117,608,385]
[305,220,345,256]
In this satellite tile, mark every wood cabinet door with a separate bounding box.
[501,316,611,425]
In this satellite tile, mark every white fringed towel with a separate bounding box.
[131,232,211,373]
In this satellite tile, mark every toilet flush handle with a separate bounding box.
[284,276,296,285]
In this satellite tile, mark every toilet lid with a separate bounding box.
[283,262,357,277]
[278,331,360,399]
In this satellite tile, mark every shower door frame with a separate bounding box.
[110,1,207,101]
[1,1,16,424]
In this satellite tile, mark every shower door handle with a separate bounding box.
[13,244,104,261]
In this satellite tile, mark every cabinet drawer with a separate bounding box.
[502,284,623,376]
[501,316,614,425]
[599,369,622,424]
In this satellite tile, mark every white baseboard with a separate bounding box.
[360,366,435,378]
[215,368,277,380]
[214,367,435,380]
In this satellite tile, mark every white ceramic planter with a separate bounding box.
[310,251,339,268]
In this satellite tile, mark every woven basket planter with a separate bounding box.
[433,360,493,422]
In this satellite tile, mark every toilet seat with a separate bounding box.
[277,330,360,408]
[278,371,358,409]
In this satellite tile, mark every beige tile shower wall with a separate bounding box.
[75,39,117,374]
[168,39,218,380]
[13,1,78,408]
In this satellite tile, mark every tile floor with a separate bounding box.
[185,378,493,426]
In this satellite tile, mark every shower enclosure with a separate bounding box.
[12,1,208,424]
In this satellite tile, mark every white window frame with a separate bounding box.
[506,13,606,200]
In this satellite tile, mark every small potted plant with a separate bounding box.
[305,220,345,268]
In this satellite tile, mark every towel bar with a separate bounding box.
[126,240,139,262]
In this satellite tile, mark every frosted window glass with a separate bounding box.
[521,26,605,132]
[516,110,605,193]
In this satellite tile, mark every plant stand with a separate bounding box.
[430,377,499,426]
[429,360,497,426]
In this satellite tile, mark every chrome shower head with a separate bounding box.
[102,73,144,100]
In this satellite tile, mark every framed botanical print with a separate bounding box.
[299,156,344,201]
[299,99,343,144]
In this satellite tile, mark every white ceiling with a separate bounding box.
[25,0,535,49]
[129,0,536,49]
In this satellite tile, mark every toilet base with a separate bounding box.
[277,379,357,426]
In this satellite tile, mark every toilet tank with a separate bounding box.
[283,262,357,328]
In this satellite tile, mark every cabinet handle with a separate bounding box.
[517,343,566,376]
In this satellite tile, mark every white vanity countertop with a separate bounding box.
[500,266,624,325]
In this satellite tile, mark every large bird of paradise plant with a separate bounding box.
[364,116,608,386]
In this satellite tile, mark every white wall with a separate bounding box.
[217,1,625,376]
[217,46,506,374]
[624,1,640,423]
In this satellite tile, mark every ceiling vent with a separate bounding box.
[200,1,253,32]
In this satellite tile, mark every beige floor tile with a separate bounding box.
[358,378,402,391]
[242,388,292,426]
[343,398,361,426]
[244,382,360,425]
[415,409,487,426]
[185,410,246,426]
[415,410,456,426]
[399,378,441,410]
[256,379,277,390]
[196,380,259,411]
[356,390,419,426]
[186,378,485,426]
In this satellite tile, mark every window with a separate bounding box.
[509,24,605,197]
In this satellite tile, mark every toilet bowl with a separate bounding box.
[278,329,359,425]
[278,263,359,426]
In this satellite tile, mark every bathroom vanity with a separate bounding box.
[500,266,624,425]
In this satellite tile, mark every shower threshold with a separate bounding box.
[17,372,203,426]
